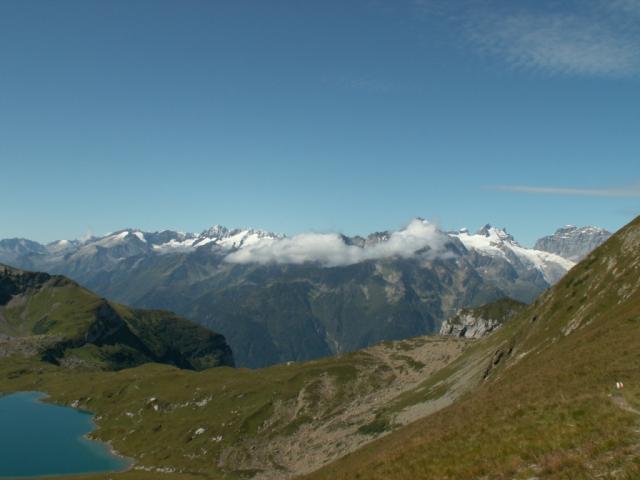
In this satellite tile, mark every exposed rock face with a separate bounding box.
[440,298,527,339]
[534,226,611,262]
[440,313,501,338]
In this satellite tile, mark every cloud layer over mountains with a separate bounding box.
[224,219,452,267]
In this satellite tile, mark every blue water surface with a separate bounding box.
[0,391,130,478]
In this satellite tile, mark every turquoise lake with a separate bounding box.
[0,391,130,478]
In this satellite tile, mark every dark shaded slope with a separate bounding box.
[187,256,505,367]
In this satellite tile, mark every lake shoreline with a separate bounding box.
[0,390,134,478]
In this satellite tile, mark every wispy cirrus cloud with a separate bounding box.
[413,0,640,77]
[467,11,640,77]
[488,183,640,198]
[609,0,640,15]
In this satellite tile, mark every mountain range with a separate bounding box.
[0,220,609,367]
[0,215,636,479]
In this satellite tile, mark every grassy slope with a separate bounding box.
[456,296,526,321]
[0,265,233,369]
[0,273,102,338]
[0,265,475,479]
[304,217,640,479]
[0,335,469,480]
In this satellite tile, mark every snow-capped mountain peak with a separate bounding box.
[0,222,610,289]
[534,225,612,262]
[45,238,80,254]
[450,225,575,284]
[201,224,230,239]
[148,225,282,253]
[96,229,148,246]
[452,225,518,253]
[475,224,516,244]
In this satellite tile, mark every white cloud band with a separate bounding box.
[224,218,452,266]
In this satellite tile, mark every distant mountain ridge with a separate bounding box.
[0,220,609,367]
[534,225,611,261]
[1,220,578,272]
[449,224,574,284]
[2,225,282,256]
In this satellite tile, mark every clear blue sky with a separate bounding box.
[1,0,638,246]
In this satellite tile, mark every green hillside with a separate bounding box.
[0,335,470,479]
[304,217,640,479]
[456,296,526,322]
[0,264,233,370]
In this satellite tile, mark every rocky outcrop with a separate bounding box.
[440,313,502,338]
[440,298,526,339]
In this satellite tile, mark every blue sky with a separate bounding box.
[1,0,638,246]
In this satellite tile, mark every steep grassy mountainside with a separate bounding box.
[0,334,470,479]
[440,297,527,338]
[304,216,640,479]
[0,264,233,370]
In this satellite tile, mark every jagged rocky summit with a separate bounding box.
[534,225,611,262]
